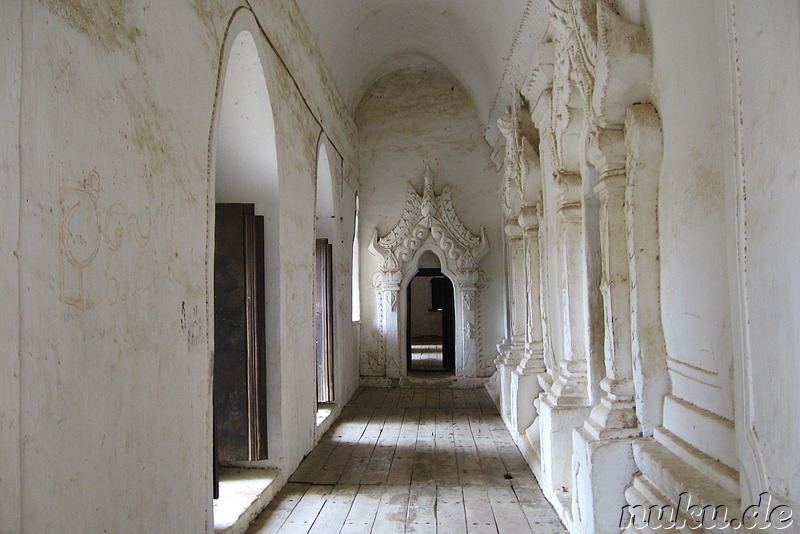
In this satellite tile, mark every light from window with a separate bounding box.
[352,194,360,322]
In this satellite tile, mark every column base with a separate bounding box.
[538,394,591,510]
[509,367,542,437]
[571,426,638,534]
[498,344,525,423]
[622,430,739,533]
[518,416,543,481]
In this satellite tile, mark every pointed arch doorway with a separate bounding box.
[369,168,492,382]
[406,251,456,373]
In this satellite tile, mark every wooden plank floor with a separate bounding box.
[247,387,566,534]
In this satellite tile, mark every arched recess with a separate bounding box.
[314,136,338,403]
[402,248,457,374]
[368,168,491,382]
[207,7,283,502]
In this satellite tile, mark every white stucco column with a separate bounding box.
[456,270,481,378]
[500,219,526,427]
[511,206,546,438]
[571,128,640,534]
[375,269,402,379]
[538,171,592,503]
[546,172,589,406]
[585,128,639,437]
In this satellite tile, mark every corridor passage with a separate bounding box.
[247,387,566,533]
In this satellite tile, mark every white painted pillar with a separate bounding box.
[512,206,546,442]
[375,269,401,378]
[572,128,639,534]
[538,171,592,503]
[456,270,481,378]
[547,172,589,406]
[500,219,526,428]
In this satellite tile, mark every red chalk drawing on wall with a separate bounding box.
[59,170,102,310]
[59,170,177,310]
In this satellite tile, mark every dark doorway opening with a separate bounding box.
[213,203,268,498]
[407,267,455,373]
[315,238,335,403]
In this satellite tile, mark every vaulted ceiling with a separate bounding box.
[295,0,549,143]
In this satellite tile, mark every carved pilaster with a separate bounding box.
[368,168,489,380]
[581,127,639,438]
[624,103,668,436]
[518,206,545,376]
[547,172,589,406]
[535,197,556,379]
[504,220,527,355]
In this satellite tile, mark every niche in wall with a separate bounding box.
[407,252,456,373]
[369,168,490,379]
[212,27,278,496]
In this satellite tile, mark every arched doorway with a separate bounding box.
[314,139,336,403]
[211,23,279,497]
[406,251,455,373]
[369,168,490,381]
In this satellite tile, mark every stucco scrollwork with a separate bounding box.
[369,167,487,276]
[497,100,541,219]
[368,167,491,378]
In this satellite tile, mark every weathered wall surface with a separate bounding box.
[6,1,358,532]
[0,1,22,532]
[643,0,736,434]
[727,0,800,514]
[356,64,504,379]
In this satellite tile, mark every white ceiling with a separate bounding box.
[295,0,545,140]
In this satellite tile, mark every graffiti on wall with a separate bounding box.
[59,170,177,310]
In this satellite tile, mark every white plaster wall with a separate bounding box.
[356,64,504,378]
[643,0,736,425]
[727,0,800,513]
[0,1,22,532]
[11,1,359,531]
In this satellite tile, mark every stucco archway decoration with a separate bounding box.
[369,167,491,380]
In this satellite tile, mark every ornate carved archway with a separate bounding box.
[369,167,491,380]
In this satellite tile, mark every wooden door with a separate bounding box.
[213,203,268,497]
[441,277,456,370]
[315,239,335,403]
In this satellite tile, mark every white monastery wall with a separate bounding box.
[356,64,504,383]
[725,0,800,517]
[2,1,359,532]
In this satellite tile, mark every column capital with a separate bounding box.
[554,172,581,212]
[504,219,524,238]
[517,205,539,232]
[588,127,626,178]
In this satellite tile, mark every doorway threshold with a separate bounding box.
[214,467,281,534]
[399,374,487,388]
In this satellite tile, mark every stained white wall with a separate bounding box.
[3,1,359,532]
[356,63,504,378]
[639,0,736,460]
[726,0,800,514]
[0,1,22,532]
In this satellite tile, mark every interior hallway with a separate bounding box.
[247,387,565,533]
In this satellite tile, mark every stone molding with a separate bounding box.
[368,167,490,378]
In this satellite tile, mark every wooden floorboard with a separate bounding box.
[247,387,566,534]
[307,484,358,534]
